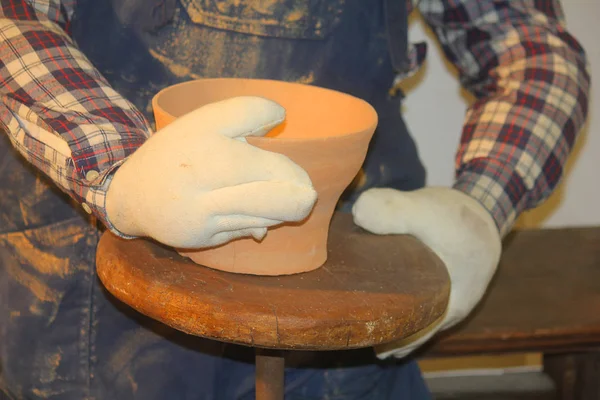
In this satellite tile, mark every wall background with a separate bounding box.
[402,1,598,229]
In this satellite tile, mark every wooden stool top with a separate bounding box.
[96,213,450,351]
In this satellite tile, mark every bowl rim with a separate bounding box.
[151,78,379,143]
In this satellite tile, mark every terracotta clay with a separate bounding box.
[152,78,377,275]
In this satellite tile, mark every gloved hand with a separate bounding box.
[352,186,502,358]
[106,96,317,249]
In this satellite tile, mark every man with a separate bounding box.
[0,0,589,398]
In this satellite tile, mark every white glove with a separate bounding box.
[106,96,317,249]
[352,186,502,358]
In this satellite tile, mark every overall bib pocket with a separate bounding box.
[179,0,345,39]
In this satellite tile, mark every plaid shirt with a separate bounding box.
[0,0,590,237]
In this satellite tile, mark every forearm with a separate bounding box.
[0,0,152,233]
[420,0,590,236]
[454,25,589,235]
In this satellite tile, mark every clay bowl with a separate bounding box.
[152,78,377,275]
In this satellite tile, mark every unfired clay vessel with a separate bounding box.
[152,78,377,275]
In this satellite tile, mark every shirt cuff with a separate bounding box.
[80,159,138,239]
[452,158,529,237]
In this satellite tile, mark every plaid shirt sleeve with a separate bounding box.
[0,0,152,236]
[416,0,591,236]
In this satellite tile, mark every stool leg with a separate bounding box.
[256,349,285,400]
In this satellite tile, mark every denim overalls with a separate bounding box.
[0,0,430,398]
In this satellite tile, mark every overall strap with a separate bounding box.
[384,0,410,75]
